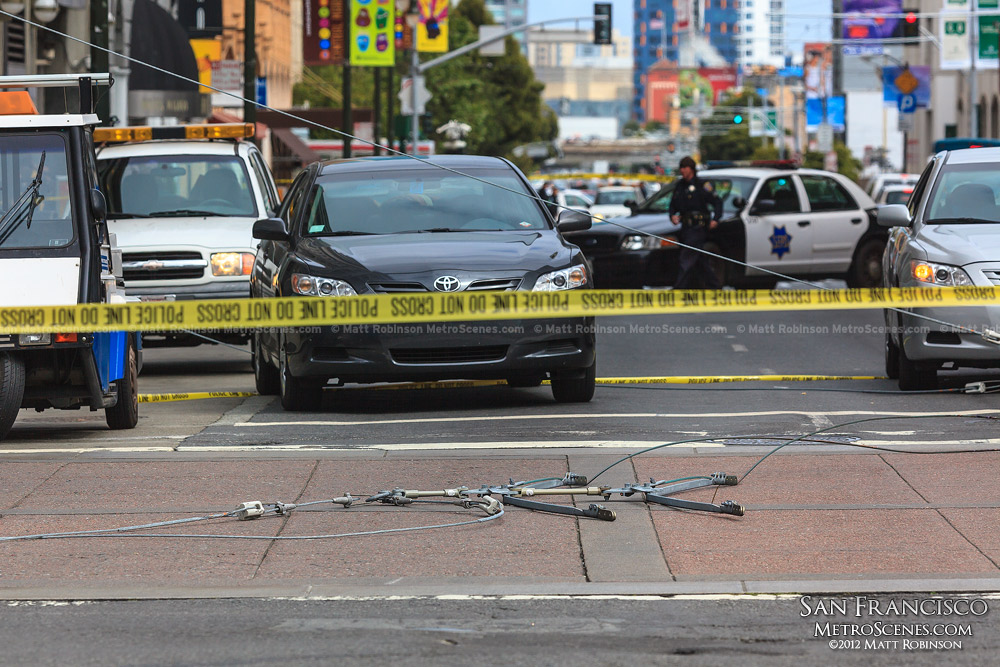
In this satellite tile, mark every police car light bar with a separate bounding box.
[93,123,255,143]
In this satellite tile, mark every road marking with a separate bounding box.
[808,414,834,429]
[731,343,748,352]
[235,409,1000,428]
[175,441,728,452]
[0,447,176,454]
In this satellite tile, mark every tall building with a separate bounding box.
[633,0,740,122]
[484,0,528,49]
[737,0,785,69]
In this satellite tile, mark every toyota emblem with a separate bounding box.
[433,276,461,292]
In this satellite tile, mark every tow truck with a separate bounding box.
[0,74,138,440]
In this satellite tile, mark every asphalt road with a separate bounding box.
[1,596,996,666]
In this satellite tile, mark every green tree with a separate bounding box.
[698,89,768,161]
[802,141,862,183]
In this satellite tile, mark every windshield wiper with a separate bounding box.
[324,230,378,236]
[107,212,151,219]
[926,217,997,224]
[146,209,225,217]
[0,152,46,247]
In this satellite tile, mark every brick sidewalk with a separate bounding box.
[1,451,998,597]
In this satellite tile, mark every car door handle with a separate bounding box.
[851,217,863,224]
[797,220,810,227]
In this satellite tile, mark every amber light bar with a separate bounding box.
[93,123,254,142]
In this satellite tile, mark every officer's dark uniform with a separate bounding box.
[668,174,724,289]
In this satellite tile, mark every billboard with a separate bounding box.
[417,0,449,53]
[803,43,833,100]
[806,96,846,132]
[842,0,902,40]
[349,0,395,66]
[644,65,739,123]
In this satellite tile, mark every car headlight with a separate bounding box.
[619,233,676,251]
[533,264,588,291]
[909,260,973,286]
[211,252,255,276]
[291,273,357,296]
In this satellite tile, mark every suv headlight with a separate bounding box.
[533,264,588,291]
[291,273,357,296]
[909,260,973,286]
[211,252,255,276]
[620,233,677,251]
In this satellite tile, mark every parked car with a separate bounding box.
[879,146,1000,390]
[250,155,597,410]
[589,185,643,221]
[867,172,919,203]
[876,184,914,205]
[96,123,281,346]
[564,167,882,288]
[557,188,594,212]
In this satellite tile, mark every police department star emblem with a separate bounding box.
[769,225,792,259]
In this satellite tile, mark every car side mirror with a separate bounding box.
[731,196,746,210]
[750,199,775,215]
[876,204,913,228]
[556,208,592,232]
[90,189,107,224]
[252,217,290,241]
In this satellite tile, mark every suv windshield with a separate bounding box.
[925,164,1000,223]
[637,176,757,216]
[98,154,257,218]
[595,190,634,205]
[0,134,74,249]
[303,167,550,235]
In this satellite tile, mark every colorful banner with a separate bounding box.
[417,0,449,53]
[189,39,221,95]
[350,0,395,66]
[882,66,931,107]
[304,0,346,65]
[643,64,738,123]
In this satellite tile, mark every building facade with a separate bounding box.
[484,0,527,48]
[736,0,784,69]
[633,0,740,122]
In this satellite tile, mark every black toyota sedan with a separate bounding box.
[249,155,596,411]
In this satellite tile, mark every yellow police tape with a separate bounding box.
[138,391,257,403]
[529,172,674,183]
[137,374,879,402]
[1,288,999,335]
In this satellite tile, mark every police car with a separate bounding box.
[0,74,138,440]
[564,165,882,288]
[95,123,281,345]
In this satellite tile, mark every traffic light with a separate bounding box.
[594,3,612,45]
[901,9,919,44]
[733,114,744,125]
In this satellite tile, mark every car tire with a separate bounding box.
[279,348,323,411]
[253,333,280,396]
[551,361,596,403]
[897,343,936,391]
[884,330,900,380]
[0,353,26,440]
[847,237,885,288]
[106,334,139,430]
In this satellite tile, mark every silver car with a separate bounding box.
[879,147,1000,390]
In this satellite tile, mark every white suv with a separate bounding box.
[96,124,280,345]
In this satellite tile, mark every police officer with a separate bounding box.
[668,156,723,289]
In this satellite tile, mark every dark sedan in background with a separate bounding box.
[250,155,597,411]
[565,167,881,289]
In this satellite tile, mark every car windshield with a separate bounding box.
[637,176,757,215]
[925,164,1000,224]
[0,133,74,249]
[594,190,634,205]
[303,167,550,235]
[98,154,257,218]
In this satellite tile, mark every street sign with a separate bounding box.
[898,93,917,114]
[898,113,914,133]
[255,77,267,107]
[749,109,778,137]
[817,123,834,153]
[399,75,431,116]
[211,60,242,91]
[478,25,505,56]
